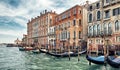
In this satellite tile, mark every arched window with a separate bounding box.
[97,11,101,20]
[89,13,92,22]
[108,23,112,35]
[97,24,101,35]
[115,20,119,31]
[93,25,97,36]
[89,26,93,36]
[104,23,108,35]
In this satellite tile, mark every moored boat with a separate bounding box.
[86,55,105,65]
[47,50,86,57]
[25,47,35,51]
[107,56,120,68]
[32,49,40,54]
[19,47,35,51]
[19,47,25,51]
[40,49,48,53]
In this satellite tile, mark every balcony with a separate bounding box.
[48,32,55,35]
[104,16,110,20]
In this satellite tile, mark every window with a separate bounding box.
[89,26,93,36]
[79,31,81,39]
[64,31,66,39]
[119,8,120,14]
[73,8,76,15]
[68,32,70,39]
[79,10,81,14]
[116,36,120,42]
[89,40,93,43]
[73,19,76,26]
[105,10,110,18]
[68,22,70,27]
[97,24,101,35]
[96,3,100,9]
[106,0,110,3]
[74,31,76,39]
[115,20,120,31]
[108,23,112,34]
[67,31,70,39]
[103,23,108,35]
[96,39,101,44]
[50,19,52,24]
[93,25,97,36]
[89,6,92,11]
[97,11,101,20]
[79,19,81,26]
[113,8,120,16]
[68,11,71,18]
[89,13,92,22]
[66,31,67,39]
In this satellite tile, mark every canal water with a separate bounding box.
[0,45,118,70]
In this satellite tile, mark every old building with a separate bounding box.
[21,34,28,46]
[55,5,85,52]
[87,0,120,53]
[14,38,21,45]
[39,11,57,49]
[102,0,120,50]
[27,10,57,48]
[87,0,103,53]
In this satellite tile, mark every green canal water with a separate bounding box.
[0,45,119,70]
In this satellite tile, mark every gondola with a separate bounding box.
[19,47,25,51]
[32,49,40,54]
[40,49,48,53]
[19,47,35,51]
[107,56,120,68]
[86,55,105,65]
[47,50,86,57]
[47,51,74,57]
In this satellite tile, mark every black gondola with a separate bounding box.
[86,55,105,65]
[47,50,86,57]
[19,47,25,51]
[19,47,35,51]
[40,49,48,53]
[32,49,40,54]
[107,56,120,68]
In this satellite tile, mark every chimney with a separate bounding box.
[84,0,89,8]
[86,0,89,4]
[40,12,42,15]
[45,9,47,13]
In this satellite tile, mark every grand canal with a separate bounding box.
[0,45,118,70]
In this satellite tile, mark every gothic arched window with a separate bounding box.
[97,11,101,20]
[115,20,119,31]
[89,13,92,22]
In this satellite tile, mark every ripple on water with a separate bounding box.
[0,47,119,70]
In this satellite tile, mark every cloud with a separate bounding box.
[0,0,98,43]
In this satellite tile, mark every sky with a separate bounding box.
[0,0,98,43]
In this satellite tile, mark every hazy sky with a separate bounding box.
[0,0,98,43]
